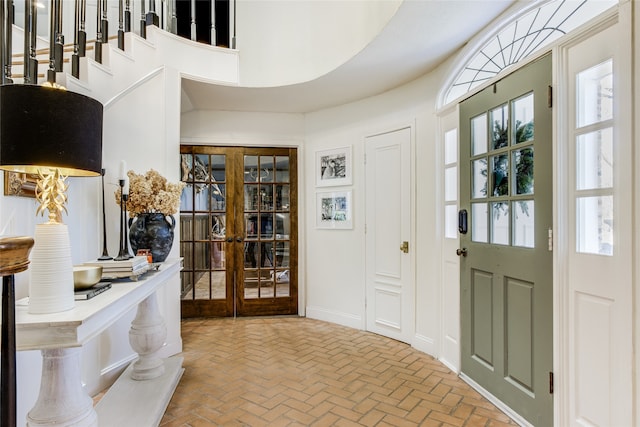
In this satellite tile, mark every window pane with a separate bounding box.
[260,184,273,210]
[472,114,488,155]
[180,184,193,211]
[275,213,290,239]
[445,204,458,239]
[577,196,613,256]
[472,203,488,243]
[444,129,458,164]
[513,93,534,144]
[491,202,509,245]
[211,183,225,210]
[445,166,457,202]
[210,155,225,181]
[211,214,226,238]
[245,185,259,210]
[194,184,210,211]
[260,156,274,182]
[577,128,613,190]
[275,185,290,210]
[244,155,259,182]
[492,154,509,196]
[513,148,534,195]
[275,156,290,182]
[275,242,290,268]
[472,158,488,199]
[490,104,509,150]
[513,200,535,248]
[577,59,613,128]
[260,213,274,239]
[245,214,259,239]
[194,155,210,182]
[211,241,226,269]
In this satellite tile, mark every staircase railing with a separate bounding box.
[1,0,234,85]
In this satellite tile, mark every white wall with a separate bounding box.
[303,64,446,344]
[1,32,186,422]
[179,55,450,350]
[235,0,401,86]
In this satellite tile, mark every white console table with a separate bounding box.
[14,258,183,427]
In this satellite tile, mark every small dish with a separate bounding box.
[73,265,103,290]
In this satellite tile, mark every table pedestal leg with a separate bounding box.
[27,348,97,427]
[129,292,167,380]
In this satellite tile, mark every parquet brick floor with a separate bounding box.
[160,317,518,427]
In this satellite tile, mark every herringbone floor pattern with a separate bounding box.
[160,317,518,426]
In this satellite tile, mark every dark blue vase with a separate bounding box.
[128,213,176,263]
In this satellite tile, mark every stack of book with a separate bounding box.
[75,282,112,300]
[83,256,150,279]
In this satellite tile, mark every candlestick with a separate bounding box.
[119,160,127,180]
[114,179,130,261]
[97,168,112,260]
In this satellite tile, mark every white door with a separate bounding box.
[439,110,461,372]
[560,15,633,426]
[365,127,413,343]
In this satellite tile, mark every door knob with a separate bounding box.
[236,236,243,243]
[226,237,233,243]
[456,247,468,257]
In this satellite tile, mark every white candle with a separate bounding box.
[119,160,127,180]
[123,176,130,195]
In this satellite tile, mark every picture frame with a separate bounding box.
[316,190,353,229]
[316,146,352,187]
[3,171,38,198]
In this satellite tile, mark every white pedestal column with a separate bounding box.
[26,348,97,427]
[129,292,167,380]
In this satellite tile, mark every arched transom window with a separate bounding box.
[443,0,618,105]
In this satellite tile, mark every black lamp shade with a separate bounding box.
[0,85,103,177]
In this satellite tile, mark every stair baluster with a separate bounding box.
[125,0,131,32]
[140,0,146,38]
[118,0,124,49]
[72,0,81,77]
[95,0,103,63]
[0,0,8,83]
[78,0,87,57]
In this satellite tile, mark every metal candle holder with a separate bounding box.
[114,179,132,260]
[98,169,112,260]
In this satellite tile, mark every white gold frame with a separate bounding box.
[316,190,353,229]
[316,146,352,187]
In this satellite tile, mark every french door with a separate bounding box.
[459,54,553,426]
[179,146,298,318]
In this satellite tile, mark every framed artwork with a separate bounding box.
[316,190,352,229]
[316,146,352,187]
[3,171,38,198]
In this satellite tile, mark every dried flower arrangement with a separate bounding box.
[115,169,186,217]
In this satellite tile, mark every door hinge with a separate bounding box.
[549,371,554,394]
[548,228,553,251]
[548,85,553,108]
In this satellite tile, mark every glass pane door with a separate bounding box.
[180,146,297,318]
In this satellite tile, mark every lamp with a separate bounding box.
[0,84,103,314]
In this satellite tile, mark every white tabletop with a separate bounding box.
[12,258,182,351]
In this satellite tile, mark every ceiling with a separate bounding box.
[181,0,517,114]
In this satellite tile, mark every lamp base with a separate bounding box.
[28,223,75,314]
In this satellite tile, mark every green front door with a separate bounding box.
[459,53,553,426]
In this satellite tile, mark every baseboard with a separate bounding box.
[412,333,436,356]
[305,306,363,330]
[459,372,531,427]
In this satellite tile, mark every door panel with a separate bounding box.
[365,127,413,343]
[180,146,297,318]
[459,54,552,426]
